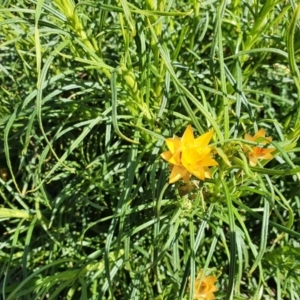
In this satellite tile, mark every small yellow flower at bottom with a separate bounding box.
[161,125,218,184]
[243,129,275,167]
[190,269,218,300]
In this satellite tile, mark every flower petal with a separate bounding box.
[204,167,212,179]
[181,149,218,167]
[182,171,192,183]
[169,165,190,184]
[252,147,275,157]
[165,136,181,154]
[243,129,274,166]
[192,269,218,300]
[244,133,253,142]
[181,125,195,146]
[253,128,266,139]
[161,151,172,161]
[198,156,219,167]
[249,155,258,166]
[181,148,200,165]
[168,152,182,165]
[187,166,206,181]
[194,130,214,148]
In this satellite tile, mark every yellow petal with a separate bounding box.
[196,147,212,157]
[253,128,266,139]
[161,151,172,161]
[193,269,218,300]
[204,167,212,179]
[194,130,214,148]
[253,129,272,144]
[161,151,182,165]
[252,147,275,160]
[245,129,272,144]
[249,155,258,166]
[182,171,191,183]
[243,129,274,166]
[265,136,272,142]
[182,125,195,146]
[185,162,204,179]
[261,150,274,160]
[165,136,181,154]
[199,156,219,167]
[181,149,218,167]
[168,152,182,165]
[244,133,253,142]
[188,166,206,181]
[169,165,190,184]
[181,148,201,165]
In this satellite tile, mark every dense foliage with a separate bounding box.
[1,0,300,299]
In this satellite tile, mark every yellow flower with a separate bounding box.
[190,269,218,300]
[161,125,218,184]
[243,129,275,166]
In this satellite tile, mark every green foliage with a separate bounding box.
[1,0,300,299]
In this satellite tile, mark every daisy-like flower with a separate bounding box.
[190,269,218,300]
[243,129,275,166]
[161,125,218,184]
